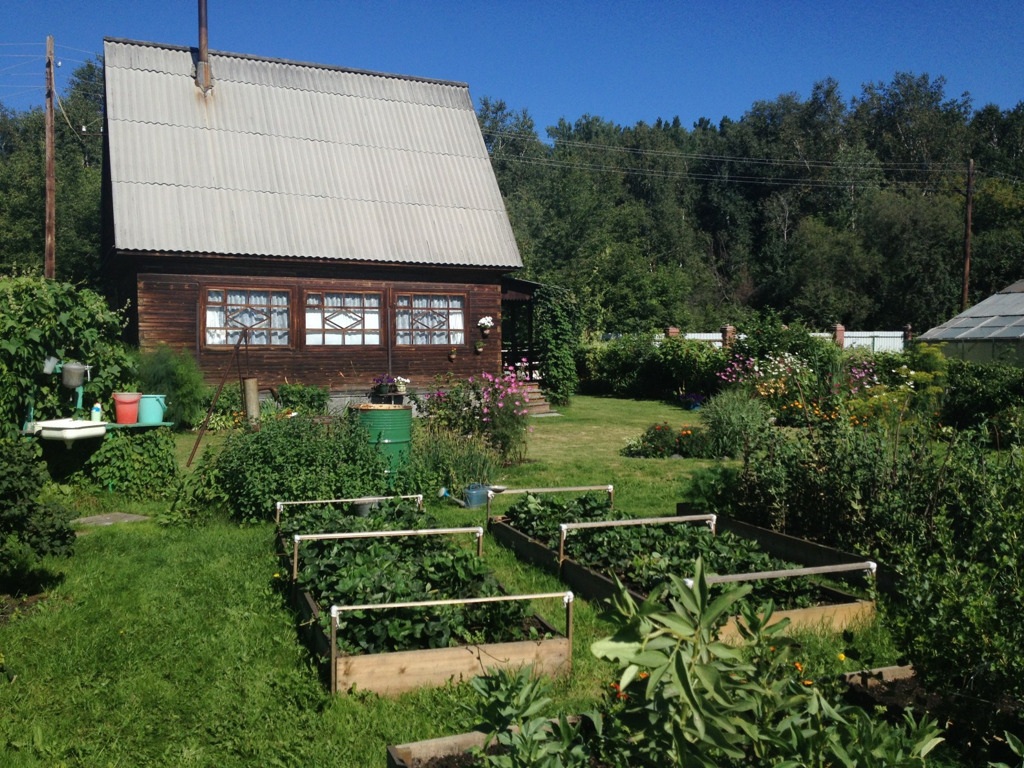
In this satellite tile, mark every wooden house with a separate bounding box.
[100,37,522,393]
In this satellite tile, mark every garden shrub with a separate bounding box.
[275,382,330,414]
[655,336,726,401]
[136,344,209,429]
[881,436,1024,730]
[212,412,390,522]
[0,430,75,588]
[411,370,531,464]
[76,428,179,501]
[0,275,136,427]
[620,422,707,459]
[585,333,662,398]
[700,388,773,459]
[942,357,1024,432]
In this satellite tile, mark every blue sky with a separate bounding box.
[2,0,1023,134]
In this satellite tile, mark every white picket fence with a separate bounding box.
[680,330,905,353]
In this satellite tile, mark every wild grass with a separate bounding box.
[0,396,898,767]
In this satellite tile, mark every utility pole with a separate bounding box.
[44,35,56,279]
[960,158,974,313]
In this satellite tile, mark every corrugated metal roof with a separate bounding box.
[920,280,1024,341]
[103,39,522,269]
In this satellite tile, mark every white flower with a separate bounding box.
[477,316,495,329]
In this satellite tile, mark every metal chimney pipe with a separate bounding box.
[196,0,212,92]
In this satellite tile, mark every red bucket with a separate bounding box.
[112,392,142,424]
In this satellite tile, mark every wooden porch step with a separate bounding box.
[520,382,552,415]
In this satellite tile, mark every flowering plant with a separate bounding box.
[477,316,495,329]
[372,374,396,386]
[394,376,410,385]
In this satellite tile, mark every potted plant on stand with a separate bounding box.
[372,374,395,396]
[393,376,409,394]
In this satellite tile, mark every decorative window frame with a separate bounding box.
[395,293,466,346]
[304,290,383,347]
[203,287,291,348]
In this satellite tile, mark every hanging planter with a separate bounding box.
[448,348,458,362]
[478,316,494,338]
[475,341,485,354]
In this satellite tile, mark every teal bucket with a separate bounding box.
[138,394,167,425]
[464,483,488,509]
[355,404,412,472]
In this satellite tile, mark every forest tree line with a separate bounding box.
[480,73,1024,334]
[1,60,1022,335]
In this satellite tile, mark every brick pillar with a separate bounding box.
[831,323,845,348]
[720,325,736,347]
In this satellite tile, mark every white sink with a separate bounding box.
[35,418,108,448]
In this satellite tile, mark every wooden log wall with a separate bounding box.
[128,253,508,391]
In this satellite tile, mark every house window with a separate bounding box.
[305,292,381,346]
[205,288,290,346]
[395,294,465,345]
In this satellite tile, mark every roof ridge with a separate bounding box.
[103,37,470,90]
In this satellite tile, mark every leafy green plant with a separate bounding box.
[136,344,210,429]
[0,429,75,588]
[275,382,330,414]
[466,666,599,768]
[212,412,390,522]
[590,560,945,766]
[881,437,1024,731]
[75,428,179,501]
[0,275,135,427]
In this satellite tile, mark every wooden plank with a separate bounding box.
[717,600,875,643]
[336,636,570,695]
[387,732,489,768]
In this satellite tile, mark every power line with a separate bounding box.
[481,128,972,174]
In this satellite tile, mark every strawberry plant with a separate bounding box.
[501,493,842,610]
[291,502,531,655]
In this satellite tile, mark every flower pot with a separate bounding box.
[448,352,457,362]
[393,384,407,394]
[481,327,490,338]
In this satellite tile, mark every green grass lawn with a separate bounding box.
[0,396,887,767]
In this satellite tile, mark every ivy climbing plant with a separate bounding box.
[533,285,580,406]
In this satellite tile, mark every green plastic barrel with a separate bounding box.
[354,404,412,472]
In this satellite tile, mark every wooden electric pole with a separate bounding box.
[960,158,974,313]
[44,35,56,279]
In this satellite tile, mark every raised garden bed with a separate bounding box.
[488,491,876,639]
[278,497,573,695]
